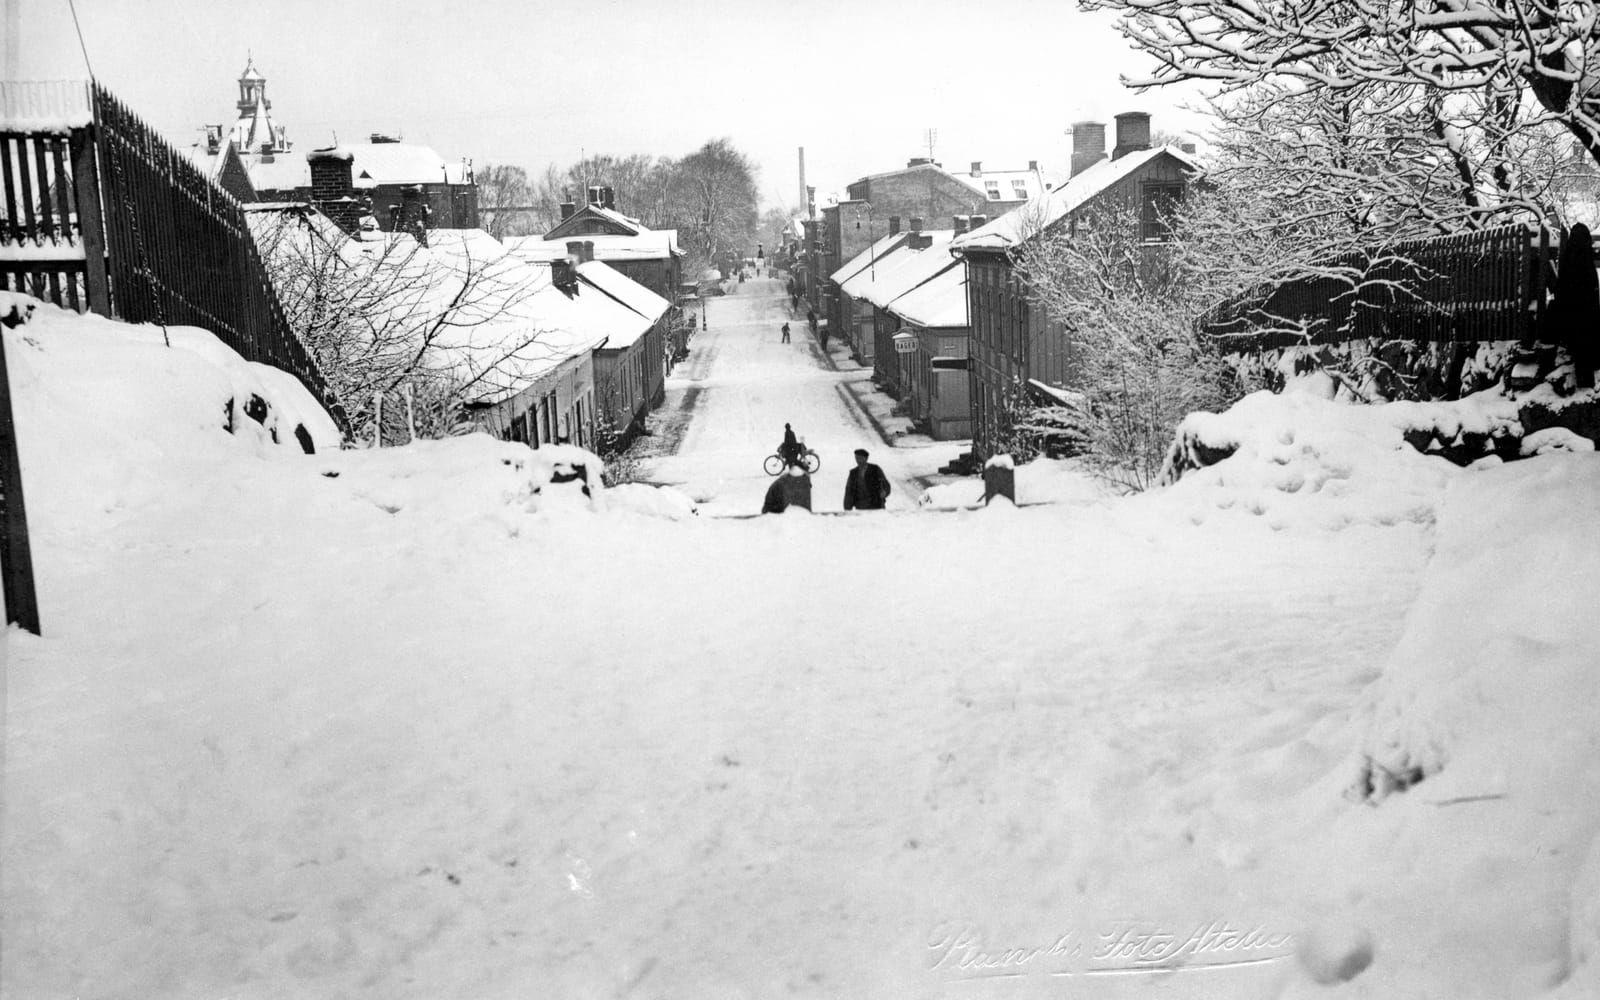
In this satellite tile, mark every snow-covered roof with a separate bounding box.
[951,166,1047,204]
[885,259,967,329]
[0,79,92,132]
[244,141,471,193]
[828,232,906,287]
[245,206,606,406]
[504,229,682,264]
[244,153,311,193]
[839,230,961,310]
[183,143,229,182]
[952,145,1199,253]
[575,261,671,339]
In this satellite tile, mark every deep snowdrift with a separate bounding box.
[2,299,1596,1000]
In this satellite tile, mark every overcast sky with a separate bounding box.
[13,0,1206,209]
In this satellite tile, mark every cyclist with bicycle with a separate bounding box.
[778,423,805,469]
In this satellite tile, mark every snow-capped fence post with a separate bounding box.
[68,124,111,318]
[983,454,1016,506]
[0,318,41,635]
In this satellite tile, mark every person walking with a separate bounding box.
[842,448,891,511]
[780,322,791,343]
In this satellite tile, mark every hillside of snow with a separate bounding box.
[2,296,1597,1000]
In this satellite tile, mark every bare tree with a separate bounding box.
[476,163,541,240]
[1080,0,1600,169]
[667,138,760,271]
[249,209,576,444]
[1016,197,1249,491]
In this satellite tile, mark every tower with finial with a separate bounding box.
[230,54,290,156]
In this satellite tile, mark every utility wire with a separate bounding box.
[66,0,95,78]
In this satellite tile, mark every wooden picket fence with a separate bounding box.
[0,80,344,427]
[1201,225,1558,351]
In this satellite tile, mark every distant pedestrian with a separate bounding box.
[762,464,813,514]
[781,322,791,343]
[843,448,891,511]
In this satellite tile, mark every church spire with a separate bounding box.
[231,55,289,155]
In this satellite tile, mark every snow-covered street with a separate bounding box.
[7,299,1597,1000]
[640,274,960,515]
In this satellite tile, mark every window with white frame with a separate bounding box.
[984,179,1001,200]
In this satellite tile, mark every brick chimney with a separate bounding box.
[968,214,988,230]
[1027,159,1038,172]
[587,185,605,208]
[970,161,982,177]
[909,216,924,232]
[205,124,223,155]
[551,258,579,291]
[1113,112,1152,160]
[560,201,575,220]
[1071,121,1106,178]
[308,148,362,233]
[907,157,933,168]
[601,186,616,210]
[907,233,934,250]
[889,216,901,235]
[953,215,969,235]
[566,240,595,263]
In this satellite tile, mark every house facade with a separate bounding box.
[952,114,1197,459]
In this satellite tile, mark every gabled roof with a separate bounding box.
[828,232,907,287]
[574,260,671,344]
[886,260,967,329]
[504,229,682,264]
[952,145,1199,253]
[543,203,645,241]
[839,230,961,309]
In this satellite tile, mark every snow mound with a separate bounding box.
[4,296,342,537]
[1353,454,1600,798]
[605,482,699,519]
[1157,387,1520,529]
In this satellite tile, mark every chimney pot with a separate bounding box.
[1112,111,1153,161]
[970,161,982,177]
[909,216,924,233]
[602,186,615,210]
[1070,121,1107,178]
[953,215,969,235]
[888,216,901,235]
[968,214,988,230]
[560,200,575,220]
[551,258,578,290]
[1028,159,1038,172]
[1179,141,1197,154]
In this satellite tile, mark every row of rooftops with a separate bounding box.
[243,204,673,408]
[829,139,1200,329]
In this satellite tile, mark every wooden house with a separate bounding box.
[951,114,1198,459]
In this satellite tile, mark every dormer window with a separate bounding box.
[1012,180,1029,198]
[984,180,1002,200]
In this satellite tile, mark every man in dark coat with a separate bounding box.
[843,448,891,510]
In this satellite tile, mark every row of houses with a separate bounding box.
[195,58,689,453]
[805,113,1198,460]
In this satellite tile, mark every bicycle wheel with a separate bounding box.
[763,454,785,476]
[803,450,821,474]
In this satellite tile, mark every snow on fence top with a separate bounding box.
[0,80,92,133]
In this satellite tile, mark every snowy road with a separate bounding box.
[8,302,1598,1000]
[640,274,958,515]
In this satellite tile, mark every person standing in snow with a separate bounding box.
[781,322,791,343]
[762,463,813,514]
[842,448,891,510]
